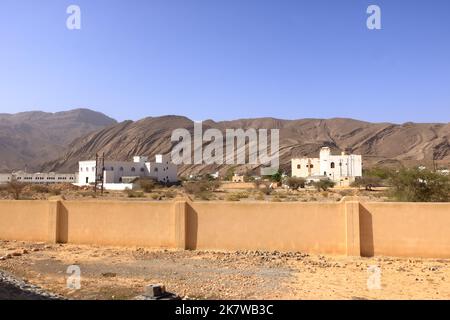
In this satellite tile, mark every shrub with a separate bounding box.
[351,176,382,191]
[50,189,62,196]
[31,185,50,193]
[139,178,157,193]
[388,168,450,202]
[5,181,27,200]
[285,177,306,190]
[150,193,161,200]
[183,179,220,194]
[226,193,241,201]
[271,196,282,202]
[195,191,214,201]
[269,170,283,183]
[255,193,265,201]
[312,179,335,192]
[124,189,145,198]
[164,190,176,199]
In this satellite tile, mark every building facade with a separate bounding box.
[77,154,178,187]
[291,147,362,186]
[0,172,77,184]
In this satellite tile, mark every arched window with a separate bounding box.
[119,167,124,171]
[110,167,114,171]
[331,162,335,169]
[131,167,136,172]
[140,168,145,173]
[310,164,314,169]
[297,165,301,169]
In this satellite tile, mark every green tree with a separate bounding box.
[286,177,306,190]
[312,179,335,192]
[389,168,450,202]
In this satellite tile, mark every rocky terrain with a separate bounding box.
[42,114,450,176]
[1,240,450,300]
[0,270,62,300]
[0,109,116,172]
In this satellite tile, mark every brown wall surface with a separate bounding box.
[360,202,450,258]
[0,201,49,242]
[59,201,175,247]
[1,199,450,258]
[187,202,346,254]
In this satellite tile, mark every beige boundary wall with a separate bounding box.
[0,198,450,258]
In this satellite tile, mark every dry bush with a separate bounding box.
[226,193,241,201]
[124,189,145,198]
[255,193,265,201]
[195,191,215,201]
[271,196,282,202]
[183,180,220,195]
[164,190,177,199]
[5,181,27,200]
[30,185,50,193]
[139,178,157,193]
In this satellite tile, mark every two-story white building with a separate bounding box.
[291,147,362,186]
[77,154,178,190]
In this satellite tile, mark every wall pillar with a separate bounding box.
[48,199,61,244]
[344,200,361,256]
[173,200,187,250]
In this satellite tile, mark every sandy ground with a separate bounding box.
[1,240,449,300]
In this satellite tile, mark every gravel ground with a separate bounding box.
[1,240,450,300]
[0,270,63,300]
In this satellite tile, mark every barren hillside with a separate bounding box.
[41,115,450,176]
[0,109,117,172]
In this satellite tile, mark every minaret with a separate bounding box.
[319,147,331,176]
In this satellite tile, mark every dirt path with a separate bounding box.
[1,240,450,300]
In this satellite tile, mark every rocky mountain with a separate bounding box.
[0,109,117,172]
[41,115,450,176]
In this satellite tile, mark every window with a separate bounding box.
[131,167,136,172]
[154,168,158,172]
[297,165,301,169]
[86,167,89,172]
[310,164,314,168]
[331,162,335,169]
[140,168,145,173]
[110,167,114,171]
[80,167,83,172]
[119,167,124,172]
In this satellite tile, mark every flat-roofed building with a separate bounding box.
[291,147,362,187]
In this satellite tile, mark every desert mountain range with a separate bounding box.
[28,110,450,176]
[0,109,116,172]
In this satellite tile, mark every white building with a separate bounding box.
[0,172,77,185]
[291,147,362,186]
[77,154,178,190]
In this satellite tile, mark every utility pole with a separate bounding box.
[94,153,105,195]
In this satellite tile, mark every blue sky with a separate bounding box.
[0,0,449,123]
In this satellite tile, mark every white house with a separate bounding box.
[291,147,362,186]
[77,154,178,190]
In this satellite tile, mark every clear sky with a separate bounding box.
[0,0,449,123]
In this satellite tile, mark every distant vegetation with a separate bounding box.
[388,168,450,202]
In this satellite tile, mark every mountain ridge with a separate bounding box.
[39,112,450,176]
